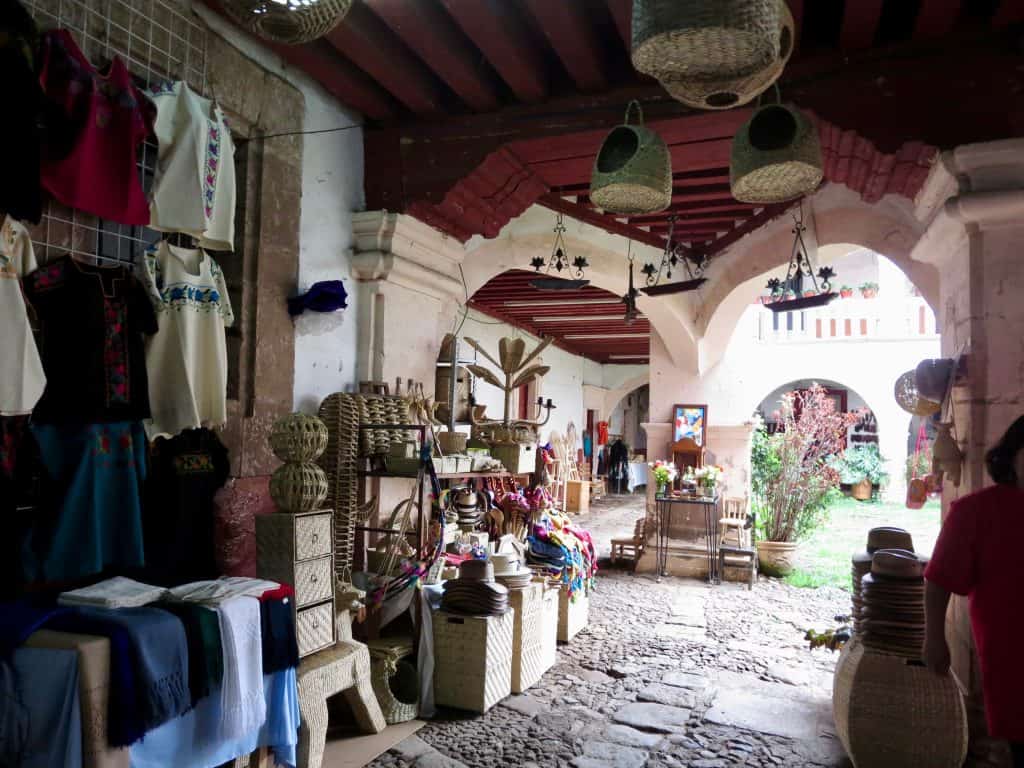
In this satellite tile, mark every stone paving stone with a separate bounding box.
[499,694,548,718]
[611,702,691,734]
[703,675,824,741]
[660,671,710,690]
[391,735,435,761]
[414,751,469,768]
[654,623,707,641]
[580,740,649,768]
[578,669,616,685]
[590,723,664,749]
[637,682,697,709]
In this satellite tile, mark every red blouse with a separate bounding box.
[39,30,155,225]
[925,483,1024,740]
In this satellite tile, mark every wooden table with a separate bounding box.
[654,494,721,583]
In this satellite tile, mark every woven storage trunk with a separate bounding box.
[558,586,589,643]
[539,587,558,671]
[833,638,968,768]
[509,584,548,693]
[433,610,514,713]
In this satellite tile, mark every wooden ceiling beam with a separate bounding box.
[538,193,669,250]
[628,205,756,223]
[840,0,885,50]
[326,2,447,113]
[522,0,607,91]
[993,0,1024,26]
[913,0,962,39]
[365,0,502,112]
[787,0,805,52]
[606,0,631,48]
[704,202,796,257]
[439,0,549,102]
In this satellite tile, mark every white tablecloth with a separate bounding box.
[627,462,648,492]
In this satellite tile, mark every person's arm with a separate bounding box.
[924,579,952,675]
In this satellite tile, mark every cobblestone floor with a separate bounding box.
[367,509,855,768]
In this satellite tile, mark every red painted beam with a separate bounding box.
[365,0,502,112]
[993,0,1024,26]
[606,0,631,47]
[439,0,548,102]
[913,0,962,39]
[840,0,885,50]
[521,0,607,91]
[704,203,796,257]
[628,206,756,223]
[326,2,446,113]
[538,194,668,250]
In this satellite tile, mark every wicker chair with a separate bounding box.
[610,517,647,570]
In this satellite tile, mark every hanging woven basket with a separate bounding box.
[661,1,794,111]
[590,101,672,215]
[894,370,942,416]
[730,95,823,203]
[221,0,352,45]
[632,0,780,81]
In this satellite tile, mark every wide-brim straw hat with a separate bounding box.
[871,549,925,580]
[459,559,495,583]
[866,527,914,554]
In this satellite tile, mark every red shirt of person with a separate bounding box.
[925,415,1024,762]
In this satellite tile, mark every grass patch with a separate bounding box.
[784,495,941,591]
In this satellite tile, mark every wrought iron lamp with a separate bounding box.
[764,205,837,313]
[530,212,590,291]
[622,244,642,325]
[640,216,709,296]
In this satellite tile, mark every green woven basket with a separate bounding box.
[590,101,672,215]
[730,99,823,204]
[632,0,779,81]
[221,0,352,45]
[662,0,793,110]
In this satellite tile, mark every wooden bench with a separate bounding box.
[610,517,647,570]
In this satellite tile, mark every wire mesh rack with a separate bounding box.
[21,0,210,267]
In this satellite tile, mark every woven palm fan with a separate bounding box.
[894,370,941,416]
[730,93,823,203]
[632,0,780,81]
[661,0,794,110]
[221,0,352,45]
[590,101,672,215]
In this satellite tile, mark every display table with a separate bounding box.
[627,462,648,492]
[654,494,721,583]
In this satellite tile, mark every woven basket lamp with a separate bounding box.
[661,0,793,110]
[269,412,330,512]
[894,371,942,416]
[270,412,329,462]
[590,101,672,215]
[221,0,352,45]
[730,98,823,203]
[632,0,780,82]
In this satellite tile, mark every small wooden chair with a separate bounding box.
[718,511,758,590]
[611,517,647,570]
[719,497,750,548]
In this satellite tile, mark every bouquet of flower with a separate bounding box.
[694,465,724,487]
[648,460,678,491]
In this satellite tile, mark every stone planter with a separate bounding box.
[756,541,797,577]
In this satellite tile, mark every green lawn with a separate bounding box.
[785,496,941,590]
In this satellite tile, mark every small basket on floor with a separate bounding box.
[367,638,419,724]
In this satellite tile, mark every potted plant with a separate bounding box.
[751,385,859,577]
[859,282,879,299]
[783,289,796,301]
[803,290,816,298]
[648,460,677,497]
[693,465,723,494]
[831,444,889,501]
[839,285,854,299]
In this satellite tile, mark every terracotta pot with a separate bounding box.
[840,289,853,298]
[756,540,797,577]
[851,478,873,501]
[861,288,877,299]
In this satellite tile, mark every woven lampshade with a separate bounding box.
[270,461,328,513]
[270,412,329,462]
[632,0,780,82]
[730,100,823,203]
[590,101,672,215]
[220,0,352,45]
[894,371,941,416]
[661,0,793,110]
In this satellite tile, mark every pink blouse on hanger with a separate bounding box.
[39,29,156,225]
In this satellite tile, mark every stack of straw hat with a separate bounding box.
[851,527,914,633]
[859,548,931,658]
[440,560,509,616]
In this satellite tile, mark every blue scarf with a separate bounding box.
[46,606,189,746]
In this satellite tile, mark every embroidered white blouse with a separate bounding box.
[0,216,45,415]
[148,81,236,252]
[138,242,234,440]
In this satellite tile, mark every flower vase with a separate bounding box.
[657,481,667,497]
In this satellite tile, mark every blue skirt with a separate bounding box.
[29,422,146,581]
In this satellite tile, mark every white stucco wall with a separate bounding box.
[193,6,364,414]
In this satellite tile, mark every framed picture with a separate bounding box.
[672,404,708,446]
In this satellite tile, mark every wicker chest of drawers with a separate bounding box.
[256,510,336,658]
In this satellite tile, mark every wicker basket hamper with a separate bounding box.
[432,610,514,714]
[509,584,551,694]
[557,586,589,643]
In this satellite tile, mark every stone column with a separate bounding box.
[705,424,756,501]
[912,138,1024,767]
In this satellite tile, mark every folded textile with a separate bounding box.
[0,600,68,658]
[260,597,299,676]
[168,577,279,606]
[156,602,222,706]
[46,607,189,746]
[9,648,82,768]
[218,596,266,740]
[58,577,168,609]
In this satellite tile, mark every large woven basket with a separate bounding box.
[661,1,793,110]
[270,461,329,513]
[433,610,514,714]
[730,99,823,203]
[632,0,780,81]
[590,101,672,215]
[895,371,942,416]
[221,0,352,45]
[833,638,968,768]
[270,412,329,462]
